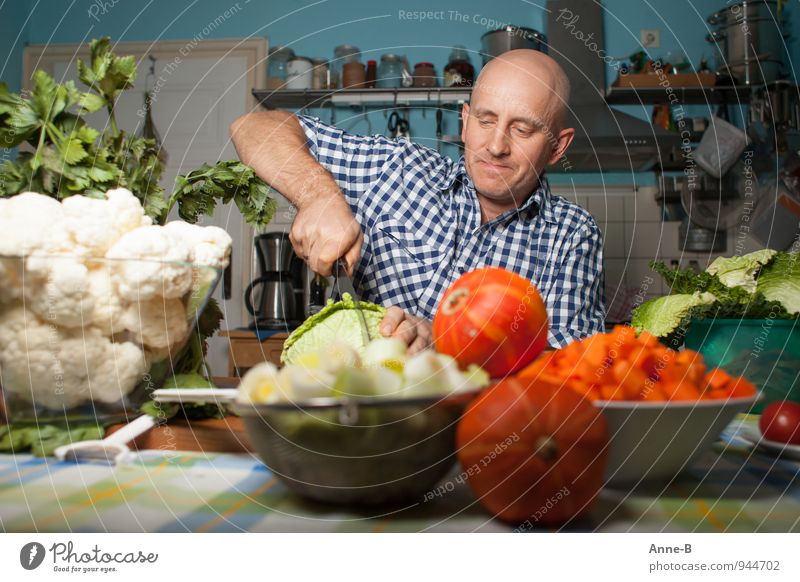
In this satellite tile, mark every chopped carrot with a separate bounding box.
[705,368,732,391]
[515,327,755,404]
[664,381,701,401]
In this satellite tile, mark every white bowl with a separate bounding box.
[594,394,760,487]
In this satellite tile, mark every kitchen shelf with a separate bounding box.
[253,87,473,110]
[257,83,798,109]
[605,84,759,105]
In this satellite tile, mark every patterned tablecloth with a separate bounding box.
[1,416,798,533]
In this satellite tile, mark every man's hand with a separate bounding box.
[289,192,362,276]
[380,306,433,354]
[230,111,363,276]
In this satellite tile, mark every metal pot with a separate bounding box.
[480,26,547,65]
[707,0,780,26]
[679,216,726,253]
[706,1,786,84]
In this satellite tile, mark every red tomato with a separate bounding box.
[759,401,800,445]
[433,267,549,378]
[457,376,608,526]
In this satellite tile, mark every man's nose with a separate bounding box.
[486,127,510,158]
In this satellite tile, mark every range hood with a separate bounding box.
[546,0,680,172]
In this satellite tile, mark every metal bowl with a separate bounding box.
[231,390,480,506]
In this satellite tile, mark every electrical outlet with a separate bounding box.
[640,29,660,48]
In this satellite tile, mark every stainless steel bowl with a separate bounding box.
[231,391,479,506]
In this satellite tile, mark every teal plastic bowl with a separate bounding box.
[684,319,800,413]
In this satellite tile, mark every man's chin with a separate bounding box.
[472,177,514,199]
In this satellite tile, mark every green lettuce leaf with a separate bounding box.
[706,249,778,293]
[281,293,385,364]
[631,292,717,338]
[756,252,800,315]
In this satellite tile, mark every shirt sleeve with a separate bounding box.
[295,114,400,203]
[546,221,606,347]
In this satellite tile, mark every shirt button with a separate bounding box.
[496,224,505,233]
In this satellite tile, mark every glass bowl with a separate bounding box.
[0,254,221,426]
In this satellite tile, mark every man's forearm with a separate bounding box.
[229,110,341,208]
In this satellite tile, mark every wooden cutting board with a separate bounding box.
[106,417,253,454]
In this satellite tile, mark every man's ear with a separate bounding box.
[460,103,470,144]
[548,127,575,165]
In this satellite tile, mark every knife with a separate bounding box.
[332,258,372,341]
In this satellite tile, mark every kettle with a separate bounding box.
[245,273,297,328]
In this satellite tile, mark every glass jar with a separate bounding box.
[377,54,404,88]
[444,46,474,87]
[413,62,437,87]
[286,56,313,89]
[310,58,329,89]
[365,60,377,88]
[342,61,366,88]
[267,46,296,89]
[331,45,360,89]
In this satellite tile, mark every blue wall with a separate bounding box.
[2,0,798,185]
[0,0,31,93]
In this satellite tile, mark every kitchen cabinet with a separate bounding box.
[220,330,288,377]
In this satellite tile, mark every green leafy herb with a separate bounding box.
[1,37,276,229]
[166,161,277,228]
[0,424,104,457]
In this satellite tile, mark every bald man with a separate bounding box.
[231,49,605,352]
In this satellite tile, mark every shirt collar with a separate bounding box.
[432,157,556,225]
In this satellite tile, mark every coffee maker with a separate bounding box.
[245,232,305,329]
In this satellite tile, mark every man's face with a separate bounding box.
[461,83,564,206]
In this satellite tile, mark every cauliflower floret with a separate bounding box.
[90,340,148,403]
[0,192,65,256]
[0,257,24,305]
[0,307,146,409]
[87,267,129,335]
[23,257,94,328]
[164,221,233,269]
[0,305,32,354]
[122,295,189,350]
[106,225,192,300]
[61,188,152,256]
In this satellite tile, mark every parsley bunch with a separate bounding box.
[0,37,276,229]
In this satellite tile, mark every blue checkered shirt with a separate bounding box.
[297,115,605,347]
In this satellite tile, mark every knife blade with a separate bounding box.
[332,258,372,342]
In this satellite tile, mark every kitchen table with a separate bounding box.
[1,416,798,533]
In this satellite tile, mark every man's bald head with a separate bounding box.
[460,49,576,221]
[473,49,571,132]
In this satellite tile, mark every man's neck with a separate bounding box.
[477,194,518,224]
